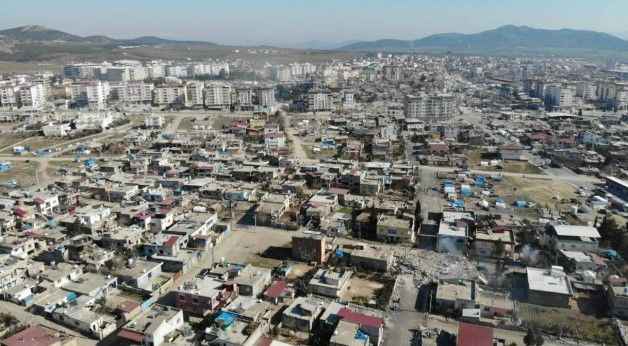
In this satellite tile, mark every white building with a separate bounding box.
[0,85,18,109]
[204,82,232,109]
[17,84,46,110]
[119,305,184,346]
[186,82,204,106]
[118,81,154,104]
[307,91,332,112]
[144,114,164,128]
[404,93,457,123]
[147,62,167,79]
[70,81,109,110]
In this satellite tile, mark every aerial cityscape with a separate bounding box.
[0,2,627,346]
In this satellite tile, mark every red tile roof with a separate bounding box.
[118,329,144,343]
[264,280,288,299]
[337,307,384,328]
[2,325,61,346]
[457,322,493,346]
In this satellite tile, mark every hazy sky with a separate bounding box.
[2,0,627,45]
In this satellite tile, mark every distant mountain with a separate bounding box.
[0,25,83,42]
[289,40,362,50]
[340,25,628,54]
[0,25,217,46]
[0,25,225,62]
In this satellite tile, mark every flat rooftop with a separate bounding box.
[526,266,571,296]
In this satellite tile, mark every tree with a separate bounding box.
[599,216,621,249]
[524,328,544,346]
[494,239,505,258]
[366,204,379,241]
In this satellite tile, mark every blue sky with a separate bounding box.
[2,0,627,45]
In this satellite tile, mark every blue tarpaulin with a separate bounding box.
[355,329,369,341]
[66,292,77,302]
[216,311,237,328]
[335,249,345,258]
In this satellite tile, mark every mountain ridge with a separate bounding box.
[340,25,628,53]
[0,25,218,46]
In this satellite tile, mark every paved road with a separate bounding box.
[279,111,309,162]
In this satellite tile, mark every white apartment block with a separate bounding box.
[111,82,154,104]
[186,82,205,106]
[147,62,166,79]
[153,85,187,106]
[166,66,188,78]
[205,83,232,109]
[70,81,109,111]
[404,93,457,123]
[307,91,332,112]
[235,87,254,110]
[0,85,19,109]
[63,63,102,79]
[254,87,276,107]
[17,84,46,110]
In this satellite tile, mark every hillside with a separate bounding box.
[340,25,628,55]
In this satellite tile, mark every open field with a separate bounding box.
[518,302,618,345]
[341,277,384,304]
[494,176,577,207]
[0,160,40,187]
[0,136,68,154]
[0,61,61,74]
[466,150,543,174]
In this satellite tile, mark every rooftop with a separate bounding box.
[526,266,571,296]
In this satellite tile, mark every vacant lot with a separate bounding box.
[341,277,384,304]
[0,136,67,154]
[494,176,577,206]
[466,150,543,174]
[212,228,294,268]
[0,161,40,187]
[518,302,618,345]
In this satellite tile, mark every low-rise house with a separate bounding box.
[61,272,117,299]
[472,227,515,258]
[341,244,394,272]
[1,325,78,346]
[263,280,294,305]
[118,305,184,346]
[545,224,601,252]
[114,259,163,292]
[174,277,237,316]
[51,297,117,340]
[608,284,628,319]
[233,265,272,297]
[282,296,327,332]
[526,266,572,308]
[435,279,476,313]
[321,302,385,346]
[376,215,415,244]
[292,234,328,264]
[437,211,473,255]
[205,310,266,346]
[308,269,352,298]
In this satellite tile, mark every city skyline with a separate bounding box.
[2,0,628,46]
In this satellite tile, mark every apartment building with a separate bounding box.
[70,81,109,110]
[545,84,576,111]
[404,93,457,123]
[204,82,232,110]
[153,84,187,107]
